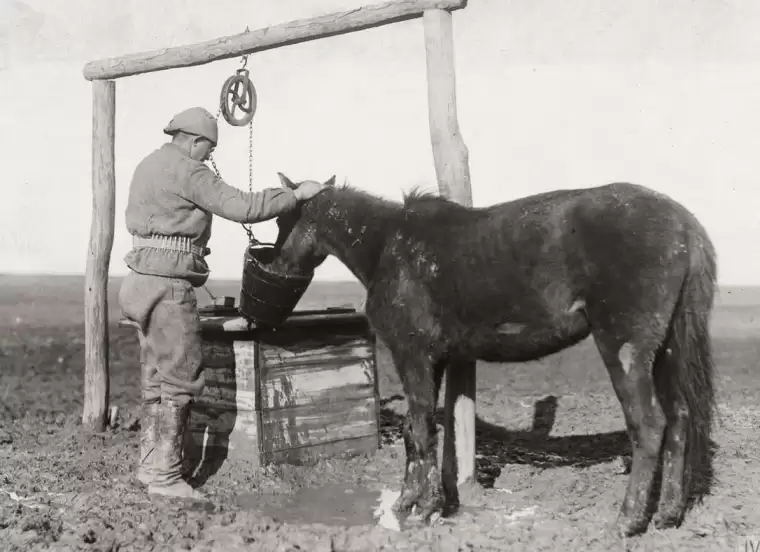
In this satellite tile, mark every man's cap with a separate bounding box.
[163,107,219,145]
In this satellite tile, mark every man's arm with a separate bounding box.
[182,163,298,223]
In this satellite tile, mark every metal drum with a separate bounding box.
[238,243,313,327]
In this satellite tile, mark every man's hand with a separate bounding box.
[293,180,328,201]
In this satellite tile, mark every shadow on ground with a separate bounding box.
[379,394,630,489]
[379,392,717,516]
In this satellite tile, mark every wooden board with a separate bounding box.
[186,339,262,466]
[261,397,378,455]
[266,435,380,466]
[199,311,370,333]
[196,341,258,410]
[185,403,261,465]
[259,339,376,410]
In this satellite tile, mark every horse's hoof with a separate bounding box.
[652,508,684,531]
[615,514,650,538]
[415,502,443,525]
[393,488,419,514]
[413,489,445,523]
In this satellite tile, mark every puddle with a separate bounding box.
[236,482,382,527]
[235,483,538,531]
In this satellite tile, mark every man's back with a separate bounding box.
[126,143,213,246]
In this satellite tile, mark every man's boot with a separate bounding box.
[148,399,206,499]
[136,358,161,486]
[136,401,160,486]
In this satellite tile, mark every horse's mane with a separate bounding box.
[327,181,401,211]
[311,181,480,230]
[403,186,460,209]
[402,186,478,224]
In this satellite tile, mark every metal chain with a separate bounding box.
[202,48,256,305]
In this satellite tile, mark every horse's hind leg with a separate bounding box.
[652,347,689,528]
[593,334,667,537]
[432,356,461,510]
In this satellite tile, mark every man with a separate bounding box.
[118,106,326,499]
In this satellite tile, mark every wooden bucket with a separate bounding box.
[238,243,313,327]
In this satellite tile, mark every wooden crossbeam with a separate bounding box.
[82,0,468,81]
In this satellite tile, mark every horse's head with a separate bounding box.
[271,172,337,276]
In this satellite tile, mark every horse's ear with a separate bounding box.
[278,172,297,190]
[325,175,337,187]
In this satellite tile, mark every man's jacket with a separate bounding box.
[124,143,297,287]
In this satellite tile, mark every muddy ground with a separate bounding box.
[1,275,759,551]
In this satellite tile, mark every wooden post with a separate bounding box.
[422,8,478,503]
[83,80,116,432]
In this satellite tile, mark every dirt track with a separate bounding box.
[1,276,759,551]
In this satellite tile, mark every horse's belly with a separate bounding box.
[472,308,591,363]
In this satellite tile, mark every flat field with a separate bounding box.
[1,274,759,551]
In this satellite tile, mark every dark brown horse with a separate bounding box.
[268,173,718,537]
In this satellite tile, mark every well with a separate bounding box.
[183,305,380,478]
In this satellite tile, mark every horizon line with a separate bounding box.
[0,271,360,284]
[0,271,757,288]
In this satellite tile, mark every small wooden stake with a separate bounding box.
[108,405,120,428]
[83,79,116,433]
[422,7,478,501]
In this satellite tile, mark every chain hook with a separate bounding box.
[241,222,259,245]
[239,27,251,70]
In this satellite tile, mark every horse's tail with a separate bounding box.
[657,217,718,505]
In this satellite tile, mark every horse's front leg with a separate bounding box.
[390,348,444,522]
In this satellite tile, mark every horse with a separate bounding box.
[268,172,718,537]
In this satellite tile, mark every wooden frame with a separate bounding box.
[82,0,477,496]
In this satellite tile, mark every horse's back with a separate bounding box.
[404,182,706,323]
[566,182,704,267]
[508,181,705,264]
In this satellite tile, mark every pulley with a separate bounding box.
[209,55,257,244]
[220,68,257,127]
[202,43,261,306]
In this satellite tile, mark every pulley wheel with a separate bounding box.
[220,71,257,127]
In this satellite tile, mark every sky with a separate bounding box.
[2,0,760,284]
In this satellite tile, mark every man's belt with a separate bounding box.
[132,235,209,257]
